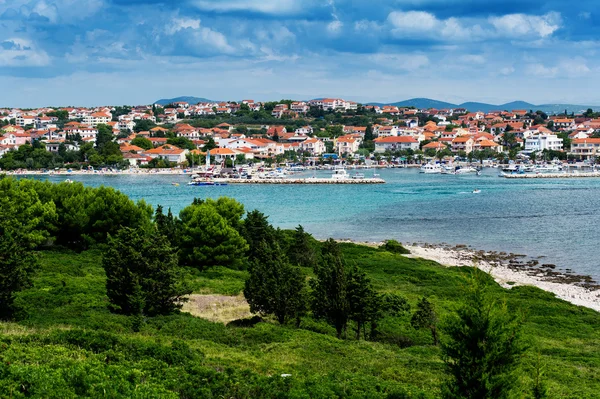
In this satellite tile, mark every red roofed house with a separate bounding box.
[570,138,600,159]
[144,144,188,164]
[374,136,419,153]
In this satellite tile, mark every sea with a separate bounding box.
[34,168,600,279]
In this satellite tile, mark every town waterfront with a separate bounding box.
[34,167,600,280]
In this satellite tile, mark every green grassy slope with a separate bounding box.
[0,244,598,398]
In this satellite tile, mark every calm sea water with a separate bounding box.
[35,168,600,279]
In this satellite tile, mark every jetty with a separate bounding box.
[204,177,386,184]
[501,172,600,179]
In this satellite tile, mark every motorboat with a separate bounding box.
[419,163,442,174]
[472,189,481,194]
[454,166,478,174]
[351,172,365,179]
[331,167,349,180]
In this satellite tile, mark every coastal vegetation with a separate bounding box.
[0,177,599,397]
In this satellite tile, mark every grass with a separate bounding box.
[0,243,598,398]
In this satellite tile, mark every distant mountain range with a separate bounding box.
[154,96,217,106]
[154,96,600,115]
[368,98,600,114]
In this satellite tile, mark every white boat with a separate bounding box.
[331,167,349,180]
[351,172,365,179]
[420,163,442,174]
[472,189,481,194]
[454,166,478,174]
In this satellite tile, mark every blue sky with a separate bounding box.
[1,0,599,107]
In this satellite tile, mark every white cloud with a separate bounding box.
[192,0,303,16]
[387,10,562,41]
[165,17,234,53]
[525,58,591,79]
[327,20,343,34]
[499,66,515,75]
[525,63,559,78]
[354,20,380,32]
[167,18,201,34]
[387,11,438,32]
[579,11,591,19]
[0,38,50,66]
[490,12,561,38]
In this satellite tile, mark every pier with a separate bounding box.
[196,177,386,184]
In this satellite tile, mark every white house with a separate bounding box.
[524,134,563,154]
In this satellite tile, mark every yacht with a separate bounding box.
[454,166,478,174]
[331,167,349,180]
[420,163,442,174]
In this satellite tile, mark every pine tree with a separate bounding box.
[347,266,379,340]
[242,210,276,261]
[155,205,178,245]
[244,240,307,325]
[103,226,191,316]
[441,270,526,399]
[411,297,439,345]
[311,239,350,338]
[288,225,317,269]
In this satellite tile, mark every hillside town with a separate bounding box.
[1,98,600,170]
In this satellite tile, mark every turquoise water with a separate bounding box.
[36,169,600,279]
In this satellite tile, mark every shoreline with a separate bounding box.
[337,240,600,312]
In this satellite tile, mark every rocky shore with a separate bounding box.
[338,240,600,312]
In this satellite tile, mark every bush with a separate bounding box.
[380,240,411,255]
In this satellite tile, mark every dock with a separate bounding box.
[207,177,385,184]
[502,172,600,179]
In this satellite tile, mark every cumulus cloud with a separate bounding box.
[489,12,562,38]
[0,38,50,66]
[387,10,562,41]
[165,17,234,54]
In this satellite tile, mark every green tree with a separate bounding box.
[203,137,217,151]
[411,297,439,345]
[95,124,115,152]
[154,205,178,245]
[131,136,153,150]
[204,197,245,233]
[167,137,196,150]
[441,270,526,399]
[179,203,248,270]
[0,222,37,320]
[288,225,317,269]
[347,266,380,340]
[242,210,277,261]
[244,240,307,325]
[102,226,190,317]
[311,239,350,338]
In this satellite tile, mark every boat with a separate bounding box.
[454,166,478,174]
[64,179,74,184]
[351,172,365,179]
[419,163,442,174]
[472,189,481,194]
[331,167,349,180]
[171,183,180,186]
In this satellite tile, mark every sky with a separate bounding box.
[0,0,599,107]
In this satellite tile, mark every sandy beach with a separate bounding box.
[339,240,600,312]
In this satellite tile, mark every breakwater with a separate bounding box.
[502,172,600,179]
[204,178,386,184]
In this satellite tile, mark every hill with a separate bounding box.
[1,245,598,397]
[154,96,217,105]
[368,98,600,114]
